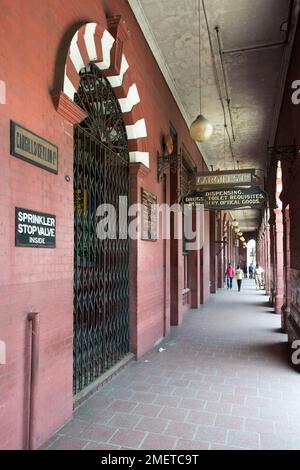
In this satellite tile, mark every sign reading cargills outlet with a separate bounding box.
[184,187,267,210]
[195,169,255,188]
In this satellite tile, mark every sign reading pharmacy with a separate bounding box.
[15,208,56,248]
[195,170,254,188]
[184,187,267,210]
[11,121,58,174]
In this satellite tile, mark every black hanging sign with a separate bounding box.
[15,208,56,248]
[10,121,58,174]
[183,187,267,210]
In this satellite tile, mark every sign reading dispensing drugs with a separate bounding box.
[15,208,56,248]
[184,187,267,210]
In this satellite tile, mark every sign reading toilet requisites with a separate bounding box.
[15,208,56,248]
[184,187,267,210]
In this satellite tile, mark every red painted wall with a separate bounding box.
[0,0,211,449]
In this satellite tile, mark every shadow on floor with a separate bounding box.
[248,340,296,371]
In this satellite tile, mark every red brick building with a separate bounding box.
[0,0,240,449]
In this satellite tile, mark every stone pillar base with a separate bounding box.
[281,304,290,333]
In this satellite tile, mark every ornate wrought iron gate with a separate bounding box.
[73,65,130,395]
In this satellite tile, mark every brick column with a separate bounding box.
[209,211,217,294]
[274,208,284,314]
[274,161,284,314]
[129,162,150,355]
[265,222,271,295]
[170,168,183,326]
[190,208,201,308]
[217,214,225,289]
[282,207,291,331]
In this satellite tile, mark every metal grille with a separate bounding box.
[73,65,130,395]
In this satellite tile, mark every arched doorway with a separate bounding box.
[73,64,130,395]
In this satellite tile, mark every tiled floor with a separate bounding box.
[43,280,300,450]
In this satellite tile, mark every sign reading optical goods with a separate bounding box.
[10,121,58,174]
[195,170,254,188]
[15,208,56,248]
[184,187,267,210]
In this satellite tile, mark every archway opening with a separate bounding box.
[73,64,130,396]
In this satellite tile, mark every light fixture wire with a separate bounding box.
[198,0,202,114]
[201,0,236,169]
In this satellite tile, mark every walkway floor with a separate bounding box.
[43,280,300,450]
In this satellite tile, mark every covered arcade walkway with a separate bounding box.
[43,280,300,451]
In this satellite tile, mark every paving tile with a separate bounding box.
[109,429,147,448]
[227,430,260,450]
[58,419,90,438]
[205,401,232,414]
[259,433,294,450]
[232,404,260,418]
[131,392,157,403]
[245,418,275,434]
[259,408,289,422]
[159,406,189,422]
[210,444,244,450]
[84,442,120,450]
[48,436,87,450]
[172,387,197,399]
[210,384,236,394]
[215,414,244,431]
[220,393,246,406]
[195,425,227,444]
[186,410,216,426]
[168,378,190,387]
[134,416,169,434]
[196,390,221,401]
[175,439,209,450]
[133,403,163,417]
[179,398,206,411]
[107,413,142,429]
[164,421,197,440]
[106,399,137,414]
[245,396,271,408]
[140,434,177,450]
[153,395,181,407]
[147,376,170,386]
[81,424,117,443]
[235,386,258,397]
[127,382,153,392]
[150,385,174,395]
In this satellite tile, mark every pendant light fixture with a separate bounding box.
[190,0,213,143]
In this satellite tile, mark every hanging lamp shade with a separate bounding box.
[190,114,213,143]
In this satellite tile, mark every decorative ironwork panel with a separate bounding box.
[73,66,129,395]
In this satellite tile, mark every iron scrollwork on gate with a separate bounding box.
[73,65,130,395]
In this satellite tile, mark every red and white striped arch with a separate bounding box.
[56,20,149,167]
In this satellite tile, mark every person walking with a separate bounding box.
[225,263,235,290]
[249,262,255,279]
[243,265,248,278]
[254,264,264,290]
[236,265,244,292]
